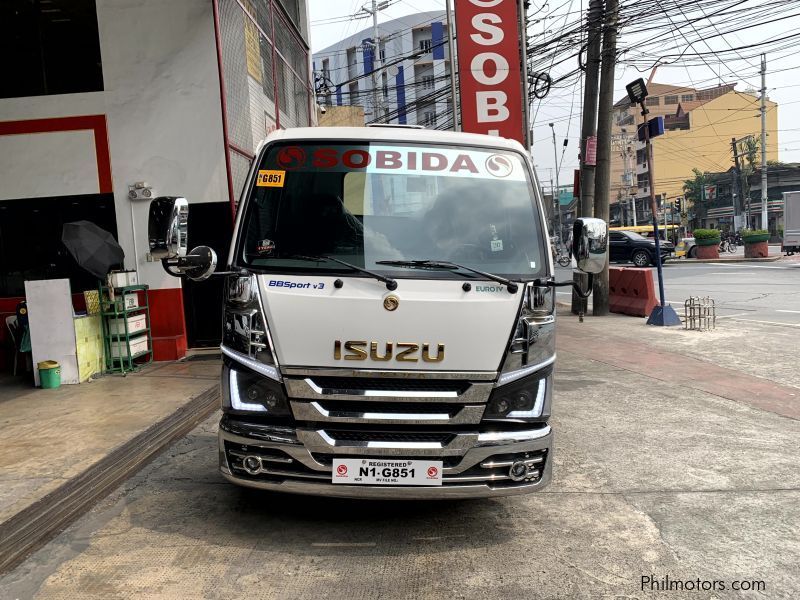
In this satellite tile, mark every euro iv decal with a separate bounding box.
[333,341,445,363]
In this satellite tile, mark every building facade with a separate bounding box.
[0,0,313,364]
[609,82,778,226]
[696,164,800,236]
[313,11,455,129]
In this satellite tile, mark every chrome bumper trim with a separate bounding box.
[220,465,551,499]
[280,367,498,381]
[289,400,486,426]
[284,377,492,405]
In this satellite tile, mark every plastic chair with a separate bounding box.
[5,315,21,376]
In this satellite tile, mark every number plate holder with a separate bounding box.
[332,458,443,486]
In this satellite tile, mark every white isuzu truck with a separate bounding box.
[148,126,606,498]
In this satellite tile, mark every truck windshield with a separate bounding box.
[238,142,546,280]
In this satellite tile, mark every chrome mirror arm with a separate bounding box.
[537,274,594,299]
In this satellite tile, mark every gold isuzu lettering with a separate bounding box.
[333,341,445,362]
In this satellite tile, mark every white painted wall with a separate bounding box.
[0,131,98,201]
[0,0,228,292]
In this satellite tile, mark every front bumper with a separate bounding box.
[219,417,553,499]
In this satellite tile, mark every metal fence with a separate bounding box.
[215,0,313,210]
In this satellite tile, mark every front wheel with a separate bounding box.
[727,242,737,253]
[557,254,571,267]
[688,246,697,259]
[632,249,651,267]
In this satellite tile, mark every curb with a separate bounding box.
[679,256,782,263]
[0,385,220,574]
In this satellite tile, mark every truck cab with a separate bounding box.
[148,126,606,498]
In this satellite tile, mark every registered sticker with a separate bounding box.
[332,458,443,486]
[256,170,286,187]
[491,239,504,252]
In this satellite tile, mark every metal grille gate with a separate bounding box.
[213,0,313,214]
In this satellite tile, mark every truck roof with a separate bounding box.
[261,126,528,154]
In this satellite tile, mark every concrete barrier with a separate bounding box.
[608,267,658,317]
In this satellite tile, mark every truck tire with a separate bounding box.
[632,250,651,267]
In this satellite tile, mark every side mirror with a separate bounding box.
[148,197,188,259]
[573,217,608,275]
[148,197,218,281]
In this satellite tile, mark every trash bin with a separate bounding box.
[38,361,61,389]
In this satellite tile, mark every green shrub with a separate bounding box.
[693,228,720,240]
[742,228,770,243]
[742,229,769,237]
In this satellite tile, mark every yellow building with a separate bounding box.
[609,82,778,220]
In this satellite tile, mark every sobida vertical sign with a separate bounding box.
[454,0,525,145]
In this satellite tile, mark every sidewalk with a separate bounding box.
[0,358,220,571]
[555,307,799,419]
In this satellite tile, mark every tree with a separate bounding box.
[683,168,708,226]
[738,137,760,215]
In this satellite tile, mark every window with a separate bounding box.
[239,142,546,280]
[420,39,432,53]
[322,58,330,81]
[422,111,437,127]
[617,114,634,126]
[348,82,359,106]
[637,173,649,188]
[645,97,660,106]
[421,74,435,90]
[664,95,678,105]
[636,148,648,165]
[681,94,694,102]
[0,0,104,99]
[382,72,388,100]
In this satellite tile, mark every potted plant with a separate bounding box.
[693,228,721,259]
[742,228,770,258]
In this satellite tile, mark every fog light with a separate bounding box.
[509,460,528,481]
[243,455,262,474]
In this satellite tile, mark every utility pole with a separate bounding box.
[445,0,459,131]
[549,123,563,238]
[760,53,768,231]
[578,0,603,218]
[519,0,532,149]
[362,0,383,122]
[592,0,618,316]
[573,0,603,316]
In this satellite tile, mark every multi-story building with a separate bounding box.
[313,11,455,128]
[609,81,778,225]
[695,164,800,236]
[0,0,314,366]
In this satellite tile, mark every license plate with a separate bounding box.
[332,459,443,486]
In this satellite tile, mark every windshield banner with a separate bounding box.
[271,144,527,182]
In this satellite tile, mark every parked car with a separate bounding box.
[675,237,697,258]
[609,230,674,266]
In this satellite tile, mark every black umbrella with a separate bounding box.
[62,221,125,279]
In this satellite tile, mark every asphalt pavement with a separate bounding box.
[555,255,800,326]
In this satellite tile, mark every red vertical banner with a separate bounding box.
[454,0,525,145]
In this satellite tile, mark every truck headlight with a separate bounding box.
[483,368,551,422]
[222,360,290,415]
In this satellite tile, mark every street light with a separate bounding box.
[626,77,681,327]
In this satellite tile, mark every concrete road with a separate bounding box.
[555,258,800,325]
[3,329,798,599]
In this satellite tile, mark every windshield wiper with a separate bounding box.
[375,260,518,294]
[286,254,398,291]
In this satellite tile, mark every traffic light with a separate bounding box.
[675,198,682,213]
